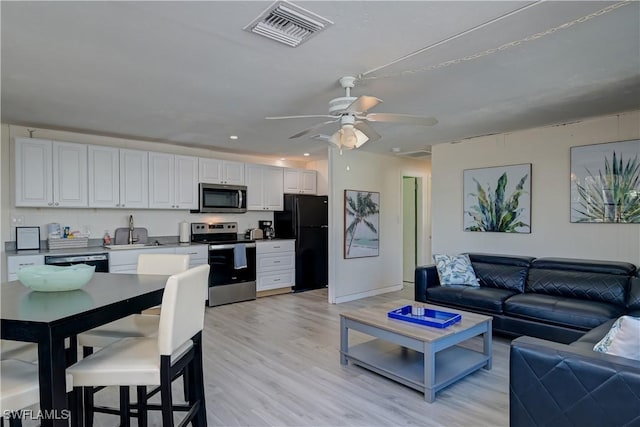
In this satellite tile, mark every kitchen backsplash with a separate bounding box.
[5,208,274,243]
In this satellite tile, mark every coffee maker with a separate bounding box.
[258,220,275,239]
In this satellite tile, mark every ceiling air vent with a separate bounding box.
[244,1,333,47]
[394,150,432,158]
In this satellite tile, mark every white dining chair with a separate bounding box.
[0,340,38,363]
[1,359,74,427]
[77,253,191,352]
[68,264,210,427]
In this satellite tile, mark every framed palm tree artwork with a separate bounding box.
[344,190,380,259]
[570,139,640,223]
[463,164,531,233]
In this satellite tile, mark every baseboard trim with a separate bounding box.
[257,287,292,298]
[334,284,404,304]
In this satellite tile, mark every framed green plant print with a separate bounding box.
[463,164,531,233]
[570,139,640,223]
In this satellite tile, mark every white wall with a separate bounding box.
[1,124,312,252]
[328,147,431,303]
[0,124,8,280]
[307,158,328,196]
[431,111,640,265]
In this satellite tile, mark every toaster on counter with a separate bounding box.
[245,228,264,240]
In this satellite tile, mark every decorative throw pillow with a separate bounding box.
[593,316,640,361]
[433,254,480,287]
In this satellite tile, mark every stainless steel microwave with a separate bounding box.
[194,183,247,213]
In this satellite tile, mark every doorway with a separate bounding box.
[403,177,417,283]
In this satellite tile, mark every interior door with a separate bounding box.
[403,177,417,283]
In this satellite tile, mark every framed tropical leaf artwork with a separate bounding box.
[463,164,531,233]
[570,140,640,223]
[344,190,380,259]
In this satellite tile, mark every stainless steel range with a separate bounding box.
[191,222,256,307]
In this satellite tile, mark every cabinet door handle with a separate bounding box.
[19,262,35,267]
[273,261,280,264]
[48,202,53,206]
[273,278,281,282]
[54,202,59,206]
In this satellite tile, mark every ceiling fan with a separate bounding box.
[266,76,438,150]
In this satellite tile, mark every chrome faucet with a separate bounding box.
[128,215,137,245]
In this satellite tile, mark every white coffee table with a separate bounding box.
[340,300,492,402]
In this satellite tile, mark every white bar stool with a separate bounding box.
[1,359,74,427]
[68,264,210,427]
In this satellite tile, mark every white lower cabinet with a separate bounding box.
[256,240,295,292]
[174,245,208,268]
[7,254,45,281]
[108,247,177,273]
[109,245,208,273]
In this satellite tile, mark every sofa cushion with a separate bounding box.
[570,319,616,351]
[628,277,640,311]
[426,286,517,314]
[472,263,529,293]
[433,254,479,287]
[531,258,636,276]
[526,269,628,306]
[593,316,640,360]
[504,293,626,330]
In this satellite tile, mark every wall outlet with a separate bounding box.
[11,215,25,226]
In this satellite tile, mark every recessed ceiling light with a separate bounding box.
[280,157,286,161]
[391,147,401,153]
[229,135,238,140]
[303,153,310,157]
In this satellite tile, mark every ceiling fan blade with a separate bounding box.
[266,114,336,120]
[353,121,381,142]
[365,113,438,126]
[346,96,382,114]
[289,119,338,139]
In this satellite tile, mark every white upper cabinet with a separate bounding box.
[245,164,284,211]
[53,141,88,207]
[199,158,244,185]
[15,138,53,207]
[120,149,149,209]
[15,138,87,207]
[148,152,174,209]
[88,145,120,208]
[174,155,198,209]
[149,153,198,209]
[283,168,317,194]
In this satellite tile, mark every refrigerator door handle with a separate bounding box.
[321,225,328,228]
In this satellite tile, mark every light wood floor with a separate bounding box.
[76,285,511,426]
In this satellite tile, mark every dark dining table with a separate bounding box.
[1,272,168,427]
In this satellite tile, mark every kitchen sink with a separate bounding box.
[104,242,163,250]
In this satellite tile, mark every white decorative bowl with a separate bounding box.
[17,264,96,292]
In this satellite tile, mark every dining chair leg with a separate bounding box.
[69,387,84,427]
[136,386,148,427]
[182,366,190,402]
[8,414,22,427]
[160,357,174,427]
[191,333,207,426]
[119,386,130,427]
[82,385,94,427]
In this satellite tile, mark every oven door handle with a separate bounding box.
[209,243,256,251]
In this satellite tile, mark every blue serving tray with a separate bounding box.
[388,305,462,328]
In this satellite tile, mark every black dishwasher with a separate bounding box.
[45,253,110,272]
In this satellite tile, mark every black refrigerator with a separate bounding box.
[274,194,328,291]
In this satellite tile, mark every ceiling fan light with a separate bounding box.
[341,125,358,148]
[329,124,370,150]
